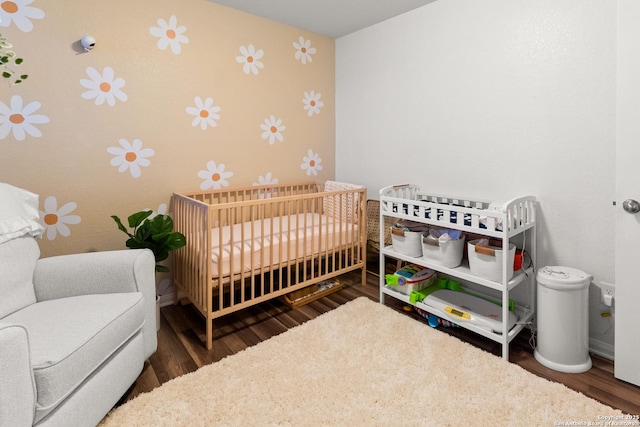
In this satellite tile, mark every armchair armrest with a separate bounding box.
[33,249,157,358]
[33,249,155,300]
[0,323,35,427]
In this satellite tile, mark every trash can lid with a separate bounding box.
[537,266,592,288]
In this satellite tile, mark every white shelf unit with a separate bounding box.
[379,184,537,360]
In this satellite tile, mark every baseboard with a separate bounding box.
[589,338,614,360]
[158,292,176,308]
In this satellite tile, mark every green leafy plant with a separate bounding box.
[112,211,186,273]
[0,32,28,85]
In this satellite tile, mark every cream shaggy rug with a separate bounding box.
[100,297,623,427]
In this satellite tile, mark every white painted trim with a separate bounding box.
[158,292,176,308]
[590,338,614,361]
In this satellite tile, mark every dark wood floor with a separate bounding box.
[122,269,640,416]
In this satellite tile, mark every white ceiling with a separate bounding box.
[208,0,437,39]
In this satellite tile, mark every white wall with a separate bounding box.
[336,0,616,356]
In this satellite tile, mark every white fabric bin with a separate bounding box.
[390,226,424,257]
[422,235,465,268]
[467,239,515,281]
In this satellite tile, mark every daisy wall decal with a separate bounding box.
[293,37,316,64]
[0,95,49,141]
[39,196,81,241]
[0,0,45,32]
[107,138,155,178]
[301,149,323,176]
[149,15,189,55]
[303,91,324,117]
[80,66,128,106]
[260,115,285,145]
[198,160,233,190]
[253,172,278,186]
[253,172,279,198]
[236,44,264,75]
[143,204,168,220]
[186,96,220,130]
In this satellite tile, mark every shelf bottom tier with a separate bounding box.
[381,286,534,344]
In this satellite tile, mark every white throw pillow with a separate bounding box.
[0,183,44,244]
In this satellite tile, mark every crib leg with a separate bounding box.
[206,319,213,350]
[361,266,367,286]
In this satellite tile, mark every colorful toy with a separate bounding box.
[414,307,458,328]
[428,314,458,328]
[393,264,427,279]
[409,289,428,303]
[385,274,407,286]
[385,264,435,295]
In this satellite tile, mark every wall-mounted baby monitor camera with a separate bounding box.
[80,35,96,52]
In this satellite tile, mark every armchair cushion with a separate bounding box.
[3,292,145,422]
[0,236,39,318]
[33,249,158,359]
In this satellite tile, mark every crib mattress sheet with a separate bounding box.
[210,213,359,278]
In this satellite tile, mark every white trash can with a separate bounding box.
[534,266,592,373]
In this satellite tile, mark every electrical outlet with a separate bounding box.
[598,281,615,304]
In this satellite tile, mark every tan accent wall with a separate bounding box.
[0,0,335,258]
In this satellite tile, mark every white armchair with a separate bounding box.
[0,184,157,427]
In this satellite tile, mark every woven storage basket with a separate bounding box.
[366,199,395,251]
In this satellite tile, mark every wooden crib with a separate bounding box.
[172,181,367,349]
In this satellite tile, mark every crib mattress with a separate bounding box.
[210,213,359,279]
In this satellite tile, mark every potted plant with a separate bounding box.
[112,210,186,331]
[111,210,186,273]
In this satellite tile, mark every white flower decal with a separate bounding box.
[149,15,189,55]
[253,173,278,198]
[253,172,278,186]
[236,44,264,75]
[107,138,155,178]
[198,160,233,190]
[293,37,316,64]
[0,0,45,32]
[301,149,323,176]
[186,96,220,130]
[80,66,128,106]
[303,91,324,117]
[0,95,49,141]
[39,196,81,241]
[260,115,285,145]
[144,204,168,220]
